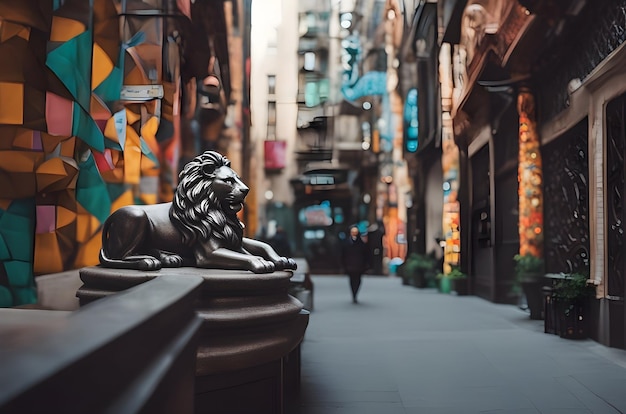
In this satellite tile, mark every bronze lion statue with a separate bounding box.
[99,151,297,273]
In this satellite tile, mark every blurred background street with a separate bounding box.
[290,275,626,414]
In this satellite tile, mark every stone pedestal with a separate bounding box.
[77,267,309,414]
[1,276,203,414]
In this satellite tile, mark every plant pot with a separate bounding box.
[543,286,557,334]
[411,269,428,288]
[438,277,452,294]
[452,278,468,296]
[556,299,587,339]
[521,279,545,320]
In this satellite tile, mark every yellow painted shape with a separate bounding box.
[140,116,160,153]
[41,132,69,153]
[103,116,119,143]
[0,82,23,125]
[111,190,134,212]
[92,43,114,90]
[141,157,158,174]
[124,65,147,85]
[75,212,92,243]
[125,108,141,125]
[50,16,85,42]
[34,233,64,274]
[0,150,41,172]
[60,138,76,158]
[12,129,33,149]
[56,206,76,229]
[36,157,67,176]
[73,231,102,268]
[124,126,142,184]
[138,193,156,205]
[36,161,70,192]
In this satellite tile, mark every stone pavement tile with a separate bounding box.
[292,401,407,414]
[401,385,538,412]
[553,375,623,413]
[570,373,626,413]
[507,378,599,412]
[294,276,626,414]
[404,410,590,414]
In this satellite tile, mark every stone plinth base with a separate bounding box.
[77,266,309,414]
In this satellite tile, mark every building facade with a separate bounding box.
[438,0,626,349]
[0,0,244,306]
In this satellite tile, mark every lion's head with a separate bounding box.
[170,151,249,247]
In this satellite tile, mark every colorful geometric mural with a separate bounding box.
[0,0,183,306]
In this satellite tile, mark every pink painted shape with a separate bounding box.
[36,205,56,234]
[45,92,73,136]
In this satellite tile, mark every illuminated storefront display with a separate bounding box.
[517,88,543,258]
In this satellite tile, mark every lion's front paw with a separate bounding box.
[137,257,162,270]
[249,257,276,273]
[160,253,184,267]
[274,257,298,271]
[284,258,297,270]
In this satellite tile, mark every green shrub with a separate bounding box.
[436,266,466,280]
[513,254,544,281]
[554,273,593,301]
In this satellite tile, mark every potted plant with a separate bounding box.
[513,254,545,320]
[551,272,593,339]
[436,266,466,294]
[402,253,436,288]
[448,267,468,296]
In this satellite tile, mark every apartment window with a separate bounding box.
[268,75,276,96]
[267,101,276,139]
[304,52,316,71]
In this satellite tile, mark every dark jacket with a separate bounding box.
[341,236,370,273]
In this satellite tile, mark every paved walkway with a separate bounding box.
[288,275,626,414]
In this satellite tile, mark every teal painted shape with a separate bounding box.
[5,260,33,287]
[0,199,35,262]
[0,286,13,308]
[140,138,159,166]
[105,138,123,151]
[76,152,112,224]
[0,233,10,260]
[0,200,36,307]
[106,183,130,204]
[73,102,105,152]
[12,286,37,306]
[46,30,93,111]
[94,66,122,103]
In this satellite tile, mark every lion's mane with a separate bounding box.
[170,151,244,249]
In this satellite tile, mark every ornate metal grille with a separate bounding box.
[542,119,589,274]
[606,96,625,298]
[538,0,626,121]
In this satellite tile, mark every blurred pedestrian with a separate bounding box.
[341,225,371,303]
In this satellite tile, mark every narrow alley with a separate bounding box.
[290,275,626,414]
